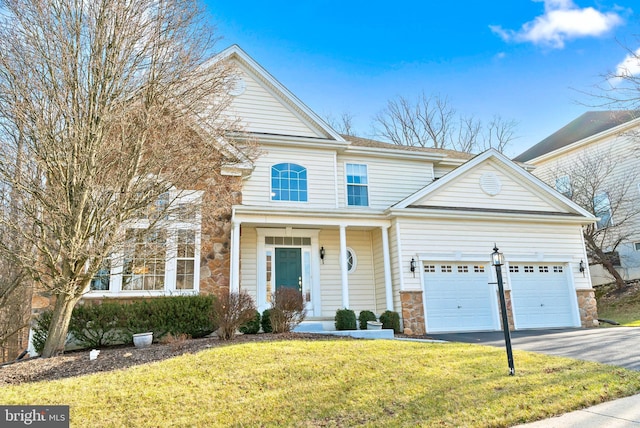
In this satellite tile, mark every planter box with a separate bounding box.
[132,332,153,348]
[366,321,383,330]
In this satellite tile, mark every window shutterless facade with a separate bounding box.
[271,163,308,202]
[89,190,202,296]
[346,163,369,206]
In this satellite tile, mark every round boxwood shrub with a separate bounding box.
[240,310,261,334]
[335,308,356,330]
[379,310,401,333]
[358,310,377,330]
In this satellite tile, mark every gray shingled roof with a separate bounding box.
[342,135,475,160]
[513,110,639,163]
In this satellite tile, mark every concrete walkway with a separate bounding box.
[514,393,640,427]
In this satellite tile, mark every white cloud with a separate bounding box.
[490,0,623,49]
[609,48,640,85]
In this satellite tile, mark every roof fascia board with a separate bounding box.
[528,116,640,164]
[234,133,349,150]
[387,207,594,225]
[343,145,448,162]
[213,45,346,143]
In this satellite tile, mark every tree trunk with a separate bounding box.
[602,258,627,290]
[41,294,81,358]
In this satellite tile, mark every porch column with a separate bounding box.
[381,226,393,311]
[229,221,240,293]
[339,224,349,308]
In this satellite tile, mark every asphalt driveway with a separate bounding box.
[429,327,640,371]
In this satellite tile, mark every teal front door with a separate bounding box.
[275,248,302,292]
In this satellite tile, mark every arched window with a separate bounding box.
[271,163,307,202]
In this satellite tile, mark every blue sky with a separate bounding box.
[203,0,638,157]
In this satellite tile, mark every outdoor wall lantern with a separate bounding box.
[320,246,325,264]
[579,259,585,276]
[491,244,515,376]
[410,258,416,277]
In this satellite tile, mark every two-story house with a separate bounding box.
[87,45,598,334]
[514,111,640,286]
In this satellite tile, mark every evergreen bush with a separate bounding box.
[335,308,356,330]
[261,309,273,333]
[239,310,261,334]
[379,310,401,333]
[358,310,378,330]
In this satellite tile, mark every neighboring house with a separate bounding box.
[514,111,640,286]
[85,45,598,334]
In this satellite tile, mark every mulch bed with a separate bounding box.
[0,333,353,386]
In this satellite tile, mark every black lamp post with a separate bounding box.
[491,244,515,376]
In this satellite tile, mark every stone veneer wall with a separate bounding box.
[576,289,598,328]
[502,290,515,331]
[400,291,425,336]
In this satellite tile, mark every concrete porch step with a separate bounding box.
[294,320,395,339]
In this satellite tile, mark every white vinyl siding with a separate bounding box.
[396,218,590,293]
[239,227,258,300]
[337,155,436,210]
[225,66,325,138]
[242,145,337,208]
[419,162,562,212]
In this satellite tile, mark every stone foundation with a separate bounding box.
[502,290,515,331]
[576,289,598,327]
[400,291,425,336]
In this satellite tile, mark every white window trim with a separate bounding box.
[269,162,308,203]
[85,190,202,298]
[345,162,370,207]
[346,247,357,273]
[594,191,613,229]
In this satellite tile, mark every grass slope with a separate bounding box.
[2,340,640,427]
[596,282,640,326]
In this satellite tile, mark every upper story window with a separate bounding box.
[346,163,369,206]
[555,175,572,198]
[594,192,613,229]
[271,163,307,202]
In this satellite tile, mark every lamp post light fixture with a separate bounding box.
[320,246,325,264]
[410,258,416,277]
[491,244,515,376]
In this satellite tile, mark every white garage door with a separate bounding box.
[423,263,498,333]
[509,263,577,329]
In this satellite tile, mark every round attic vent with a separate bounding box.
[480,172,502,196]
[228,77,246,96]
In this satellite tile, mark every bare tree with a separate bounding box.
[325,111,356,136]
[373,92,517,153]
[373,92,455,148]
[481,116,519,153]
[550,149,640,289]
[0,0,254,357]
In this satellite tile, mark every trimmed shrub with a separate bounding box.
[212,291,257,340]
[335,308,356,331]
[32,295,217,352]
[358,310,378,330]
[261,309,273,333]
[68,302,129,348]
[240,310,261,334]
[379,310,401,333]
[270,288,307,333]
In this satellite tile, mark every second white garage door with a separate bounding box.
[423,263,498,333]
[509,263,578,329]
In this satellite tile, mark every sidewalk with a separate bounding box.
[514,393,640,427]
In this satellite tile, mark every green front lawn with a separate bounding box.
[596,283,640,326]
[2,339,640,427]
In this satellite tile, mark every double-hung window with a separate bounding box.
[346,163,369,206]
[594,192,613,229]
[271,163,307,202]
